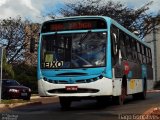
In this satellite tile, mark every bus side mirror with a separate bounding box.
[30,38,35,53]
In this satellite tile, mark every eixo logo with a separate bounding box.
[43,61,64,68]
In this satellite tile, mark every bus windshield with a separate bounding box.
[41,32,107,69]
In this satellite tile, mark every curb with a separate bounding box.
[147,90,160,93]
[0,96,58,110]
[9,101,42,108]
[0,104,6,109]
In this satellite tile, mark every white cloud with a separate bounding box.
[0,0,7,6]
[0,0,159,23]
[0,0,57,22]
[20,0,38,13]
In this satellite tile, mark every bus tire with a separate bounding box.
[140,78,147,99]
[113,86,126,105]
[59,97,72,110]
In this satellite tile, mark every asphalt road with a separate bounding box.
[1,92,160,120]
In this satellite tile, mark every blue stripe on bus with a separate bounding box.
[105,17,112,78]
[37,35,42,80]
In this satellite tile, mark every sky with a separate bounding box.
[0,0,160,23]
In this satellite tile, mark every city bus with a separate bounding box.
[37,16,153,109]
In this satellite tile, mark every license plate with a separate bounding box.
[21,93,28,96]
[65,86,78,91]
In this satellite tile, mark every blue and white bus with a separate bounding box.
[37,16,153,109]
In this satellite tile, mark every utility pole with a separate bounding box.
[0,47,3,103]
[152,18,157,82]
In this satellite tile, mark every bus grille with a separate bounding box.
[47,88,99,94]
[43,75,103,84]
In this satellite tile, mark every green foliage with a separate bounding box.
[0,17,26,64]
[13,63,37,93]
[2,49,14,79]
[1,99,28,104]
[57,0,160,39]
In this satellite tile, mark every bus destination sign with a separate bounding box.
[51,22,92,31]
[41,19,107,33]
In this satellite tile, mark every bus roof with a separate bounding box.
[42,16,150,48]
[110,18,150,48]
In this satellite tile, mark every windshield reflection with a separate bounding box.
[41,32,107,69]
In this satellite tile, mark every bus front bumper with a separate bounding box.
[38,77,113,97]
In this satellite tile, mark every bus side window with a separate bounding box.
[146,48,151,65]
[137,42,142,64]
[143,45,147,64]
[125,35,132,60]
[141,45,144,64]
[135,40,138,62]
[111,25,119,65]
[120,32,127,59]
[132,39,137,62]
[148,49,152,65]
[111,33,118,56]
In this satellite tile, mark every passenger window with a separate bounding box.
[111,25,120,65]
[132,40,137,62]
[148,49,152,65]
[137,42,142,63]
[111,33,118,56]
[120,33,127,59]
[125,36,132,60]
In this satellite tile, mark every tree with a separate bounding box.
[23,23,40,66]
[57,0,160,39]
[0,17,28,64]
[13,63,37,93]
[2,49,14,79]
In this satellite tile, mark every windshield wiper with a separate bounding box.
[79,30,92,45]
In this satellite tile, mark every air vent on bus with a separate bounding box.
[48,88,99,94]
[57,72,87,76]
[43,75,103,84]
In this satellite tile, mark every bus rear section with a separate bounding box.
[110,20,153,104]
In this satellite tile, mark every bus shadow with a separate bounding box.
[10,95,149,113]
[62,95,148,111]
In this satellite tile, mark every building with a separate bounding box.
[145,17,160,81]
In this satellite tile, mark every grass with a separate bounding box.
[0,94,40,104]
[1,99,30,104]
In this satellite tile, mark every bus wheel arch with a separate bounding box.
[113,75,127,105]
[140,77,147,99]
[132,78,147,100]
[122,75,127,89]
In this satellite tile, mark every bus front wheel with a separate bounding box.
[113,86,126,105]
[59,97,72,110]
